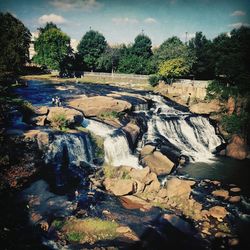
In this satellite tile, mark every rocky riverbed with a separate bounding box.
[1,79,250,250]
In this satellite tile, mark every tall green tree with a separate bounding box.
[0,12,31,74]
[131,34,153,59]
[188,32,214,79]
[33,23,72,71]
[77,30,107,71]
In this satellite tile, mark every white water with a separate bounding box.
[45,133,92,166]
[143,95,223,162]
[84,119,140,168]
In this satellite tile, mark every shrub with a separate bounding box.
[221,112,249,134]
[149,74,160,87]
[50,113,68,131]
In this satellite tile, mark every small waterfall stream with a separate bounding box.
[140,95,223,162]
[84,119,140,168]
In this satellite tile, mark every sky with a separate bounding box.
[0,0,250,47]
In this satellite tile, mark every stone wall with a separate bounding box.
[156,80,210,104]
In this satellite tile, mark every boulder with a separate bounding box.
[141,151,174,176]
[103,178,135,196]
[228,196,241,203]
[122,121,140,146]
[226,134,248,160]
[34,106,49,115]
[189,100,221,114]
[140,145,155,158]
[212,189,229,200]
[36,131,50,150]
[120,195,151,210]
[30,115,47,126]
[47,107,83,127]
[165,177,195,200]
[208,206,228,221]
[68,96,132,117]
[129,167,150,182]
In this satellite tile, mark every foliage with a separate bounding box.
[62,218,118,244]
[33,24,72,71]
[99,111,119,119]
[50,113,68,131]
[149,74,161,87]
[77,30,107,71]
[206,80,239,100]
[221,112,249,135]
[52,219,65,231]
[97,46,121,73]
[158,57,190,79]
[0,12,31,75]
[188,32,214,79]
[103,165,116,178]
[131,34,153,58]
[154,36,195,70]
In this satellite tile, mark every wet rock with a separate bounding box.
[212,189,229,200]
[140,145,155,157]
[226,134,248,160]
[103,178,135,196]
[208,206,228,221]
[34,106,49,115]
[122,121,140,146]
[120,195,151,210]
[228,238,239,246]
[141,151,174,176]
[68,96,132,117]
[165,177,195,200]
[36,131,50,150]
[228,196,241,203]
[47,107,83,127]
[162,214,196,236]
[189,100,222,114]
[230,187,241,192]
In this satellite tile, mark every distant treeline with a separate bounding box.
[1,12,250,90]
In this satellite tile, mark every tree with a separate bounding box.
[33,23,72,71]
[188,32,214,79]
[96,46,121,73]
[77,30,107,71]
[131,34,153,59]
[158,57,190,80]
[0,12,31,74]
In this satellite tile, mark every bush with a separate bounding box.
[221,112,249,134]
[149,74,160,87]
[50,113,67,131]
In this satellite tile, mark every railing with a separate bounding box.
[84,71,149,79]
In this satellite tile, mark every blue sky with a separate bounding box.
[0,0,249,46]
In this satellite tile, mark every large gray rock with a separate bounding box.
[68,96,132,117]
[47,107,83,127]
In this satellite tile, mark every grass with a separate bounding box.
[62,217,119,244]
[50,113,68,131]
[21,73,152,90]
[51,219,65,231]
[99,111,119,119]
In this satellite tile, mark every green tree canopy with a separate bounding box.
[33,23,72,71]
[188,32,214,79]
[77,30,107,71]
[0,12,31,74]
[158,57,190,79]
[131,34,153,59]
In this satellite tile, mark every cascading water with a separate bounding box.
[84,119,140,168]
[141,95,223,162]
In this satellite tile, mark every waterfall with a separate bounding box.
[142,95,223,162]
[45,133,93,166]
[84,119,140,168]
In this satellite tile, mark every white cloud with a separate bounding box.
[50,0,102,12]
[228,22,250,29]
[144,17,157,24]
[231,10,246,16]
[112,17,139,25]
[38,13,67,25]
